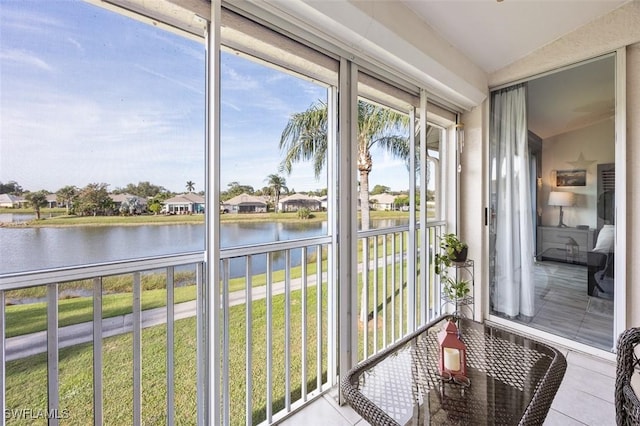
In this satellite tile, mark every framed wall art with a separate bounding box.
[556,169,586,187]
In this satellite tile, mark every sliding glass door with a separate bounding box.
[489,55,617,351]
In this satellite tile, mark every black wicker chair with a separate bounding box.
[615,327,640,425]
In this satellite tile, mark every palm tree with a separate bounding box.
[186,181,195,193]
[25,190,49,220]
[280,100,410,325]
[279,100,410,230]
[56,185,78,215]
[265,174,288,212]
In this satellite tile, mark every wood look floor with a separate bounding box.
[508,260,614,351]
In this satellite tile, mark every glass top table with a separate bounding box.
[341,316,567,425]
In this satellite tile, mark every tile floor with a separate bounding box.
[279,348,616,425]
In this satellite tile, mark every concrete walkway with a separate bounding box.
[6,301,198,361]
[5,273,321,361]
[5,253,400,361]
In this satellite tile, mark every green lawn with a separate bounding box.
[4,286,197,338]
[1,208,413,227]
[1,216,438,424]
[4,280,415,425]
[5,285,330,425]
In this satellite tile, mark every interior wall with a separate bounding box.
[539,119,615,229]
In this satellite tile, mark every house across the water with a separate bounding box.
[162,193,205,214]
[222,193,267,214]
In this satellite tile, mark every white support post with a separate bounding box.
[205,1,221,424]
[196,262,206,426]
[266,254,273,422]
[245,256,253,425]
[47,283,59,426]
[222,260,230,425]
[133,273,141,426]
[300,248,307,400]
[0,291,5,426]
[337,58,358,404]
[93,278,103,426]
[614,47,627,340]
[166,268,175,426]
[419,91,429,325]
[284,251,291,411]
[326,86,337,387]
[407,107,417,333]
[316,246,322,392]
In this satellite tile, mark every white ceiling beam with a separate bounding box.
[251,0,488,110]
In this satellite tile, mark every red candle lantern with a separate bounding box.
[438,320,467,379]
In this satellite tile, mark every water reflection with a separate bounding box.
[0,218,408,275]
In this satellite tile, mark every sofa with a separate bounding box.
[587,224,614,299]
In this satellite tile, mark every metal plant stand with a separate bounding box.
[440,259,474,319]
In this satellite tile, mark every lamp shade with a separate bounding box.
[548,191,575,207]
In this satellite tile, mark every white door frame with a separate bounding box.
[485,50,626,359]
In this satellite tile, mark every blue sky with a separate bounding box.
[0,0,410,194]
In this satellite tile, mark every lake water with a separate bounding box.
[0,219,406,277]
[0,213,62,223]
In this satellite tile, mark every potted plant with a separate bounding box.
[435,234,471,307]
[435,233,468,275]
[441,276,471,301]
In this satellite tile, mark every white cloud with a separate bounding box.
[66,37,84,53]
[222,100,242,112]
[221,63,260,91]
[134,64,204,95]
[0,85,204,192]
[0,6,66,35]
[0,48,53,71]
[147,30,204,61]
[266,73,288,84]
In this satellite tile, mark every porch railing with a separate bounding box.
[0,222,446,425]
[0,252,205,426]
[357,221,445,362]
[218,235,334,425]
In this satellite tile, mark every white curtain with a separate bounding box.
[491,84,535,318]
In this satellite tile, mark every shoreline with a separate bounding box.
[0,210,409,228]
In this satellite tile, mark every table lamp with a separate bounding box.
[548,191,575,228]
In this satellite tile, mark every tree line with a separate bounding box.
[0,181,183,219]
[0,177,330,218]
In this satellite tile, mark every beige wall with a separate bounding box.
[490,1,640,87]
[462,2,640,329]
[540,120,615,229]
[459,103,486,322]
